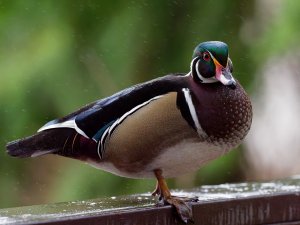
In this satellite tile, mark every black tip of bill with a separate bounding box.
[227,80,237,90]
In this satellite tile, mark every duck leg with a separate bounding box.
[151,181,161,197]
[153,169,195,223]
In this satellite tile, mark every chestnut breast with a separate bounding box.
[190,80,252,148]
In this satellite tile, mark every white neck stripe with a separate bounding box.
[182,88,207,138]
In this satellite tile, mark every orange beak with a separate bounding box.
[213,57,236,89]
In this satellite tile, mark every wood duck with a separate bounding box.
[6,41,252,223]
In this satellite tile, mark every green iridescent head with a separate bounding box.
[190,41,236,89]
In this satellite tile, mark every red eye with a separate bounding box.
[203,52,210,61]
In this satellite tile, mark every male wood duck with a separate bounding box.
[6,41,252,223]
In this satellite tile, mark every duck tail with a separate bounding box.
[6,128,75,158]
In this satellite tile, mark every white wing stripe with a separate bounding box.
[38,95,164,160]
[37,119,89,138]
[108,95,163,135]
[97,95,163,159]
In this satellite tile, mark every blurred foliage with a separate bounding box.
[1,0,297,208]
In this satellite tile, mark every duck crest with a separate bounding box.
[188,76,252,148]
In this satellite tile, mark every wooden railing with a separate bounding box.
[1,177,300,225]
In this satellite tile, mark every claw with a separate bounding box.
[165,196,193,223]
[153,169,196,223]
[151,181,161,196]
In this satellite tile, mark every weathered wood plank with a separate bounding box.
[1,177,300,225]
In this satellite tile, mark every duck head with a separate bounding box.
[190,41,236,89]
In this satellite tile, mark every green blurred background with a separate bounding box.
[1,0,300,208]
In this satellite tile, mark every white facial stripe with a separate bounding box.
[182,88,207,138]
[195,58,201,79]
[196,59,218,83]
[190,56,218,84]
[190,57,198,73]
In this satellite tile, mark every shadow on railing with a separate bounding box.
[1,177,300,225]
